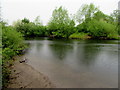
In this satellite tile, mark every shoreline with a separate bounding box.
[7,59,56,88]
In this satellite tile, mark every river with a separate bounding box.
[23,38,118,88]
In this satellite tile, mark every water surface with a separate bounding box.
[23,38,118,88]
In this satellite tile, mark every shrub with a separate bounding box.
[2,24,26,87]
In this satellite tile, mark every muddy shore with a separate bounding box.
[7,59,55,88]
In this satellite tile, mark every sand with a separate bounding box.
[7,60,56,88]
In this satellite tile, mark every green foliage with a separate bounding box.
[75,5,119,40]
[94,11,114,25]
[47,6,75,38]
[0,23,2,65]
[11,4,118,39]
[15,18,46,37]
[75,3,99,23]
[69,32,89,39]
[86,19,118,39]
[110,10,120,35]
[118,25,120,35]
[3,26,23,48]
[111,10,119,23]
[22,18,30,23]
[2,22,26,87]
[93,11,107,20]
[2,25,26,59]
[76,22,88,33]
[34,16,42,25]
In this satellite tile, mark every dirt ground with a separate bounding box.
[7,60,56,88]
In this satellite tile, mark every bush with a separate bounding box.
[2,26,25,57]
[2,23,26,87]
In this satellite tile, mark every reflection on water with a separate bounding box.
[24,38,118,88]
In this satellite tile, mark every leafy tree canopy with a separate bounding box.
[75,3,99,23]
[47,6,75,38]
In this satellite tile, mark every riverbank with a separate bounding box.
[7,58,55,88]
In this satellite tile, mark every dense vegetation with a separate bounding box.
[47,6,75,38]
[1,21,26,87]
[74,3,119,39]
[13,4,119,39]
[13,17,47,37]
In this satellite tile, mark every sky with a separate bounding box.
[1,0,120,25]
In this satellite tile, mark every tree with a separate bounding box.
[47,6,75,38]
[75,9,118,39]
[86,19,118,39]
[93,11,106,20]
[75,3,99,23]
[12,19,22,28]
[110,10,120,34]
[14,18,46,37]
[111,10,119,22]
[34,16,42,26]
[22,18,30,24]
[93,11,114,24]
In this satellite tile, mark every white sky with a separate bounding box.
[1,0,120,25]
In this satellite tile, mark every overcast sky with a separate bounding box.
[1,0,120,25]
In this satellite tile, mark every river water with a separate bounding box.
[23,38,118,88]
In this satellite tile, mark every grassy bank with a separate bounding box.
[69,33,90,39]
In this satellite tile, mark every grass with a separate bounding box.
[69,32,90,39]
